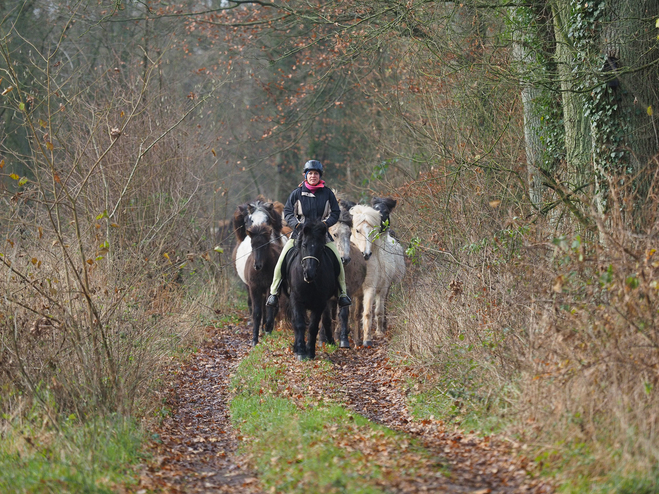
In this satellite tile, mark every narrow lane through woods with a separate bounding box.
[137,320,553,493]
[137,323,261,493]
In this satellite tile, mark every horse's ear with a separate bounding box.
[302,223,313,236]
[247,203,256,214]
[233,204,248,242]
[384,197,397,210]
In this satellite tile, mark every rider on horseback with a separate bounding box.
[266,160,352,308]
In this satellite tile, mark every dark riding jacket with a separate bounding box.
[284,183,340,241]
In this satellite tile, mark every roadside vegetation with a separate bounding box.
[1,0,659,492]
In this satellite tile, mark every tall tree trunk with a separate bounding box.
[551,0,593,194]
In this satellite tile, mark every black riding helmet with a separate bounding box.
[303,160,323,177]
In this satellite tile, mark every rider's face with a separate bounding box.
[306,170,321,185]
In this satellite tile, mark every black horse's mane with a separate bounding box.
[371,196,397,212]
[338,199,356,228]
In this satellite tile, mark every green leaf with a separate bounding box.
[18,102,24,111]
[625,276,639,290]
[213,246,224,253]
[95,210,108,220]
[18,177,28,186]
[99,240,109,250]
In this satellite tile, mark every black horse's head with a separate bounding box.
[371,197,397,232]
[298,220,328,283]
[246,224,273,272]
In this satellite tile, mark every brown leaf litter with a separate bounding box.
[136,320,553,493]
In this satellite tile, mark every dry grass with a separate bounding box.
[383,166,659,486]
[0,53,234,427]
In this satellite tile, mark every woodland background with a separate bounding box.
[1,0,659,491]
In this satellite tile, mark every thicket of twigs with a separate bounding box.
[388,166,659,480]
[0,49,229,426]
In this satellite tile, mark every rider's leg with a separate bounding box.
[326,241,351,306]
[266,238,295,306]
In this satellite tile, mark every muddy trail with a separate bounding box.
[136,321,553,493]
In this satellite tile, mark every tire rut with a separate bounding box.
[137,324,262,493]
[326,339,554,493]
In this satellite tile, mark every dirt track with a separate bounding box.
[136,321,553,493]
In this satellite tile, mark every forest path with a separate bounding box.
[135,320,553,493]
[136,322,261,493]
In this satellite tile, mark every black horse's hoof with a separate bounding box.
[296,353,308,361]
[363,340,373,348]
[251,339,258,347]
[340,339,350,349]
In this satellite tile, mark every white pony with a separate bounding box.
[349,205,405,346]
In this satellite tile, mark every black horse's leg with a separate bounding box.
[330,299,338,343]
[264,303,277,334]
[319,305,335,346]
[338,305,350,348]
[246,288,253,325]
[307,310,322,360]
[318,306,328,344]
[291,303,307,360]
[251,289,263,346]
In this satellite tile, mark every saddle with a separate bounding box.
[281,244,340,295]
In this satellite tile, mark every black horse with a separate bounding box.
[371,197,397,234]
[268,219,349,360]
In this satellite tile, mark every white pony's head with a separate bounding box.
[349,205,381,260]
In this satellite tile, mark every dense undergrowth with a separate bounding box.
[0,27,233,487]
[384,170,659,492]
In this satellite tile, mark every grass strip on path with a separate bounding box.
[229,330,448,494]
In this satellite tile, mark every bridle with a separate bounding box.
[302,255,320,264]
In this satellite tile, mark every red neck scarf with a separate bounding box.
[304,179,325,193]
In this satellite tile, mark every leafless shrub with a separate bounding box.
[0,38,229,422]
[387,162,659,477]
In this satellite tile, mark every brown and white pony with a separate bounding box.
[233,224,282,345]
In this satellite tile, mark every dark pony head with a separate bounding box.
[371,197,397,232]
[298,219,328,283]
[233,196,283,242]
[246,223,273,272]
[338,198,356,228]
